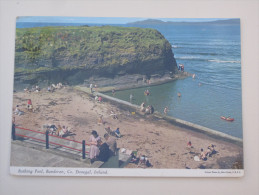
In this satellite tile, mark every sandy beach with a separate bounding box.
[12,86,243,169]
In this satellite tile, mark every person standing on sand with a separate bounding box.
[27,99,32,110]
[89,130,101,163]
[104,133,117,156]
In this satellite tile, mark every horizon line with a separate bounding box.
[16,17,236,24]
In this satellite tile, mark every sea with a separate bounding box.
[16,21,243,138]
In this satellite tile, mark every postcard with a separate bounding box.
[10,16,243,177]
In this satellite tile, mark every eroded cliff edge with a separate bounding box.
[14,25,178,86]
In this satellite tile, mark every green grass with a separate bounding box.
[15,25,172,72]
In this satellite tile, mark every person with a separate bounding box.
[146,105,154,114]
[89,130,101,163]
[112,89,115,96]
[140,102,145,112]
[59,126,68,137]
[187,141,192,148]
[90,83,93,93]
[164,107,168,115]
[114,128,121,138]
[98,96,102,102]
[105,126,113,135]
[27,99,32,110]
[206,144,216,157]
[181,64,184,71]
[110,110,118,119]
[56,125,62,136]
[130,152,139,164]
[95,95,99,101]
[144,89,150,96]
[177,92,181,98]
[104,133,117,156]
[35,85,40,92]
[96,139,110,162]
[178,64,182,70]
[24,87,30,93]
[145,106,151,114]
[57,82,63,89]
[199,148,207,161]
[14,105,23,116]
[139,155,150,167]
[98,115,104,125]
[130,94,133,102]
[48,124,57,135]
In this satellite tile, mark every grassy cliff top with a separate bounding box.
[15,25,174,75]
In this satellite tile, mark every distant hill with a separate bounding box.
[127,19,240,25]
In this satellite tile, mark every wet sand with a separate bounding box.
[12,86,243,169]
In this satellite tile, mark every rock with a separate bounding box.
[14,26,178,85]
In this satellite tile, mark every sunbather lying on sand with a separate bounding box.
[199,148,207,161]
[206,144,216,157]
[14,105,24,116]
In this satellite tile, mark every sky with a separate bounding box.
[16,16,231,24]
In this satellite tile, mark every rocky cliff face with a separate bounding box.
[14,25,178,85]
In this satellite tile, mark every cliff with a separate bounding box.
[14,25,178,85]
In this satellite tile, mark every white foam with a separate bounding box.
[208,59,240,63]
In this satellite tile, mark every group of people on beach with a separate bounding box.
[187,141,217,162]
[17,83,65,116]
[14,99,34,116]
[95,95,102,103]
[47,124,70,137]
[140,102,154,115]
[47,82,63,92]
[88,130,117,163]
[24,85,41,93]
[199,144,217,161]
[90,83,99,93]
[105,126,121,138]
[24,83,64,94]
[130,152,153,168]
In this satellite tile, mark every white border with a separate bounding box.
[10,17,244,177]
[10,167,244,177]
[1,0,259,194]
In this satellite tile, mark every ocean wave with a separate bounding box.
[175,56,241,64]
[186,52,219,56]
[208,59,240,63]
[175,56,201,60]
[198,80,241,91]
[171,45,180,48]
